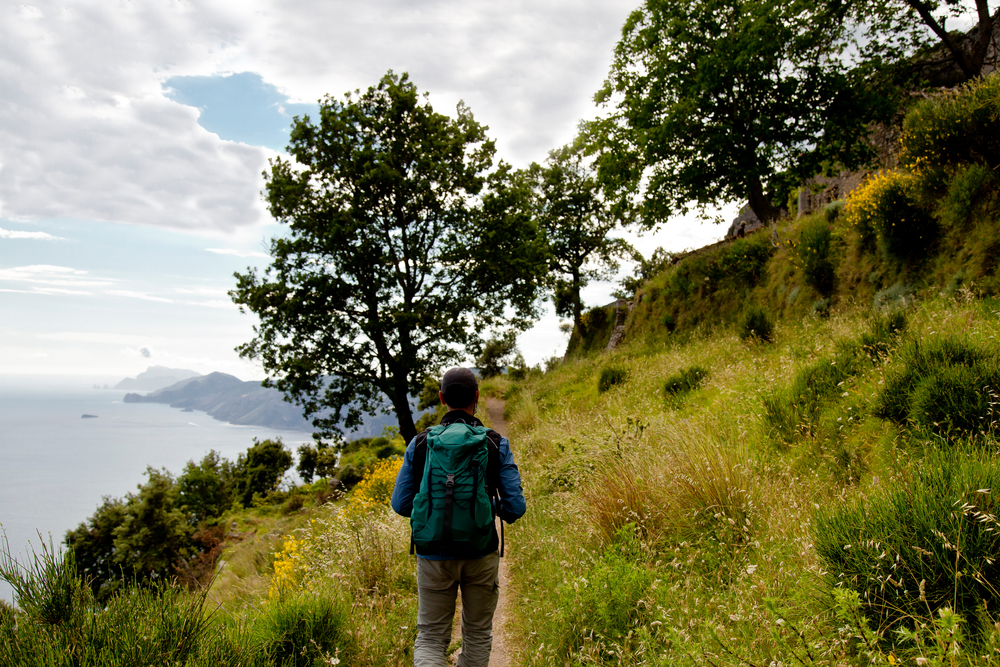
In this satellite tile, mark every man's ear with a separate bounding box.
[439,390,447,408]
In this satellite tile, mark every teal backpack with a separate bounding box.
[409,422,503,556]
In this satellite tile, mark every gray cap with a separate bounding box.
[441,367,478,409]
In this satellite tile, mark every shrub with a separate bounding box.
[562,529,653,650]
[797,217,835,296]
[815,450,1000,635]
[874,336,1000,438]
[937,163,1000,231]
[843,170,938,264]
[738,304,774,342]
[873,281,915,311]
[663,366,708,399]
[598,366,628,393]
[250,594,355,666]
[899,73,1000,172]
[824,199,844,223]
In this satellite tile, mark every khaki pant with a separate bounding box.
[414,551,500,667]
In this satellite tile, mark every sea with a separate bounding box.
[0,375,315,605]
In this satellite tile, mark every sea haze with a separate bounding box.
[0,375,313,605]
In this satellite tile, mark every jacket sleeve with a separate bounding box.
[390,436,419,518]
[496,436,526,523]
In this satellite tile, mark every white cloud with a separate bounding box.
[39,332,162,345]
[0,0,633,236]
[0,227,62,240]
[104,289,175,303]
[0,265,113,288]
[206,248,269,258]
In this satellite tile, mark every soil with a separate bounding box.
[448,397,513,667]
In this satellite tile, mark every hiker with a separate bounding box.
[391,367,526,667]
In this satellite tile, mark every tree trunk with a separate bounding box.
[571,268,583,331]
[747,176,780,224]
[391,380,417,444]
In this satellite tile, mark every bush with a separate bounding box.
[249,594,355,666]
[738,304,774,342]
[663,366,708,399]
[560,529,653,653]
[598,366,628,393]
[875,337,1000,438]
[843,170,938,265]
[937,163,1000,231]
[815,450,1000,635]
[797,217,835,296]
[899,73,1000,172]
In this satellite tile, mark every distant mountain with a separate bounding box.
[123,372,313,431]
[114,366,203,392]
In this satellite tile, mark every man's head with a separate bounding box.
[440,367,479,410]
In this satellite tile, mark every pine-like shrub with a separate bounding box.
[937,163,1000,232]
[598,366,628,393]
[815,450,1000,635]
[874,336,1000,438]
[738,304,774,342]
[797,217,835,296]
[663,366,709,397]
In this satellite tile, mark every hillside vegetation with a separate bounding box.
[2,75,1000,666]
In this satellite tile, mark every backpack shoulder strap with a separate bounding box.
[484,429,505,558]
[411,428,432,479]
[409,428,432,557]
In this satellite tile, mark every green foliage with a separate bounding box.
[177,450,233,525]
[845,170,939,265]
[561,529,653,653]
[900,74,1000,173]
[738,304,774,342]
[532,141,635,329]
[234,439,293,507]
[476,332,519,378]
[937,163,1000,232]
[0,538,212,666]
[566,305,618,358]
[815,450,1000,635]
[597,366,628,394]
[65,495,128,601]
[594,0,879,225]
[231,70,545,443]
[797,217,835,296]
[663,366,708,400]
[112,468,192,585]
[335,436,405,490]
[765,311,905,440]
[874,336,1000,438]
[248,594,355,666]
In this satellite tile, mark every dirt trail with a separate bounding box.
[448,397,514,667]
[485,397,512,667]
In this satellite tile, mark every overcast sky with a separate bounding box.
[0,0,730,380]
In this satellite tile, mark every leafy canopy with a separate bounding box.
[595,0,880,225]
[231,71,545,443]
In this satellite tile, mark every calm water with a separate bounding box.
[0,376,313,604]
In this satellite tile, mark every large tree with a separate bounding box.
[595,0,880,225]
[855,0,995,84]
[533,143,634,330]
[232,72,544,444]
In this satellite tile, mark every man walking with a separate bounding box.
[391,367,526,667]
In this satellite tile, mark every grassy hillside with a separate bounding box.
[3,74,999,667]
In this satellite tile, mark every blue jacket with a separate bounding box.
[391,410,526,559]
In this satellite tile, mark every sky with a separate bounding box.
[0,0,732,381]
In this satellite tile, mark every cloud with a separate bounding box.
[139,347,151,358]
[0,265,114,288]
[206,248,270,259]
[0,228,63,240]
[104,289,175,303]
[0,0,632,237]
